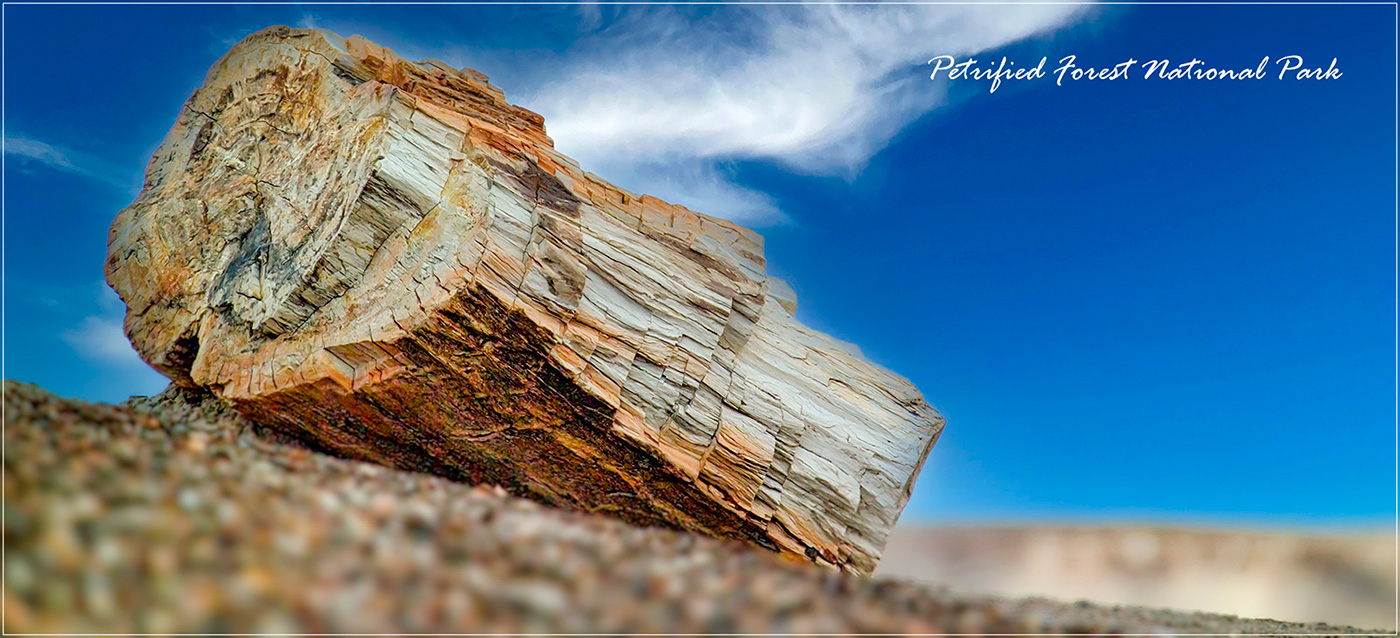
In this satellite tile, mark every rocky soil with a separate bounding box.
[1,380,1379,634]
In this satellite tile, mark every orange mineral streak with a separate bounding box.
[105,26,943,576]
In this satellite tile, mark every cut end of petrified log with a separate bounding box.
[105,25,945,574]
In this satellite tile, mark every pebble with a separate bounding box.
[1,380,1372,635]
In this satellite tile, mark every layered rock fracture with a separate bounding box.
[106,26,944,574]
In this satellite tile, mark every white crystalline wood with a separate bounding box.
[105,26,945,575]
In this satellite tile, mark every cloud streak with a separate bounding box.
[521,4,1089,225]
[60,285,169,395]
[4,135,134,190]
[62,316,148,368]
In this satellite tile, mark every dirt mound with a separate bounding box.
[880,525,1396,629]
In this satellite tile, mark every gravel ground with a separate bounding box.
[2,380,1381,635]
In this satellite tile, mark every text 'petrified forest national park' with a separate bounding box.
[928,55,1343,94]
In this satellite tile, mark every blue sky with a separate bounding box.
[3,3,1395,528]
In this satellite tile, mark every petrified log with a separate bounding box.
[106,26,944,574]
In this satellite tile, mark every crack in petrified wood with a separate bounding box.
[105,25,944,575]
[234,284,775,547]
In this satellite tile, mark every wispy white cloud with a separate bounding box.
[612,160,786,225]
[4,135,135,190]
[61,285,169,394]
[576,2,603,31]
[206,5,1090,226]
[520,4,1090,225]
[62,316,147,367]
